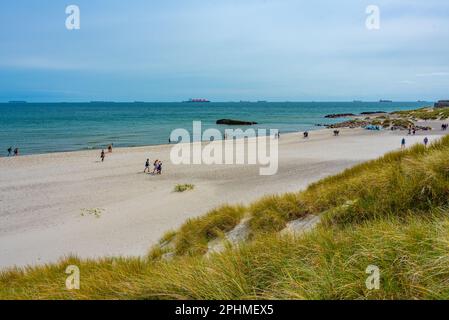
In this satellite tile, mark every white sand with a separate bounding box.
[0,128,443,269]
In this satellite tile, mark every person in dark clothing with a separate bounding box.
[13,148,19,156]
[7,147,12,156]
[144,158,150,173]
[100,150,105,162]
[157,161,162,175]
[152,159,159,174]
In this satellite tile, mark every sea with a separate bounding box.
[0,101,430,156]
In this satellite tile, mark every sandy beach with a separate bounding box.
[0,127,444,269]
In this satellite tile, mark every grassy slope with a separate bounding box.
[392,106,449,120]
[1,136,449,300]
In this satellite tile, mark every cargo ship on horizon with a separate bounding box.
[183,98,210,103]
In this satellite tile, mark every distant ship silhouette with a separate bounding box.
[183,98,210,103]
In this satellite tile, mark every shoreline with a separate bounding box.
[0,127,325,159]
[0,127,445,269]
[1,102,433,158]
[0,118,440,160]
[1,129,317,159]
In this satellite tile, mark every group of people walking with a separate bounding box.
[98,146,163,175]
[6,147,19,156]
[144,159,162,175]
[407,127,417,135]
[99,144,114,162]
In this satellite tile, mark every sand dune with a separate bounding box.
[0,128,442,269]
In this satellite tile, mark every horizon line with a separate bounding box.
[0,100,437,104]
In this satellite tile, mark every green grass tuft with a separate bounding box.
[173,205,246,256]
[173,184,195,192]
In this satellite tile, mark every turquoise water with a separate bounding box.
[0,102,430,156]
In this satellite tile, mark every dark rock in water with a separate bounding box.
[324,113,355,118]
[360,111,387,115]
[216,119,258,125]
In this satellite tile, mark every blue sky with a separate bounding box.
[0,0,448,102]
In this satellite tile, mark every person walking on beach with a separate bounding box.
[303,131,309,138]
[401,138,406,149]
[108,144,113,153]
[157,161,162,175]
[100,149,105,162]
[144,158,150,173]
[7,146,12,156]
[13,148,19,156]
[424,137,429,147]
[152,159,159,174]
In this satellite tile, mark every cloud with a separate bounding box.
[416,72,449,77]
[1,0,449,101]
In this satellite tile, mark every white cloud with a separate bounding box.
[416,72,449,77]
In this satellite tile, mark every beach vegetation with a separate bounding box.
[381,119,391,127]
[164,205,245,256]
[391,118,414,128]
[173,184,195,192]
[2,136,449,299]
[80,208,104,218]
[392,106,449,121]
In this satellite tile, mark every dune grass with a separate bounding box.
[248,193,309,234]
[1,135,449,299]
[2,213,448,300]
[392,106,449,120]
[173,184,195,192]
[169,205,245,256]
[391,118,414,128]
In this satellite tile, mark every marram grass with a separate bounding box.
[1,136,449,300]
[173,183,195,192]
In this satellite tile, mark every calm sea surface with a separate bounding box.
[0,102,430,155]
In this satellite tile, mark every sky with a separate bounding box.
[0,0,448,102]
